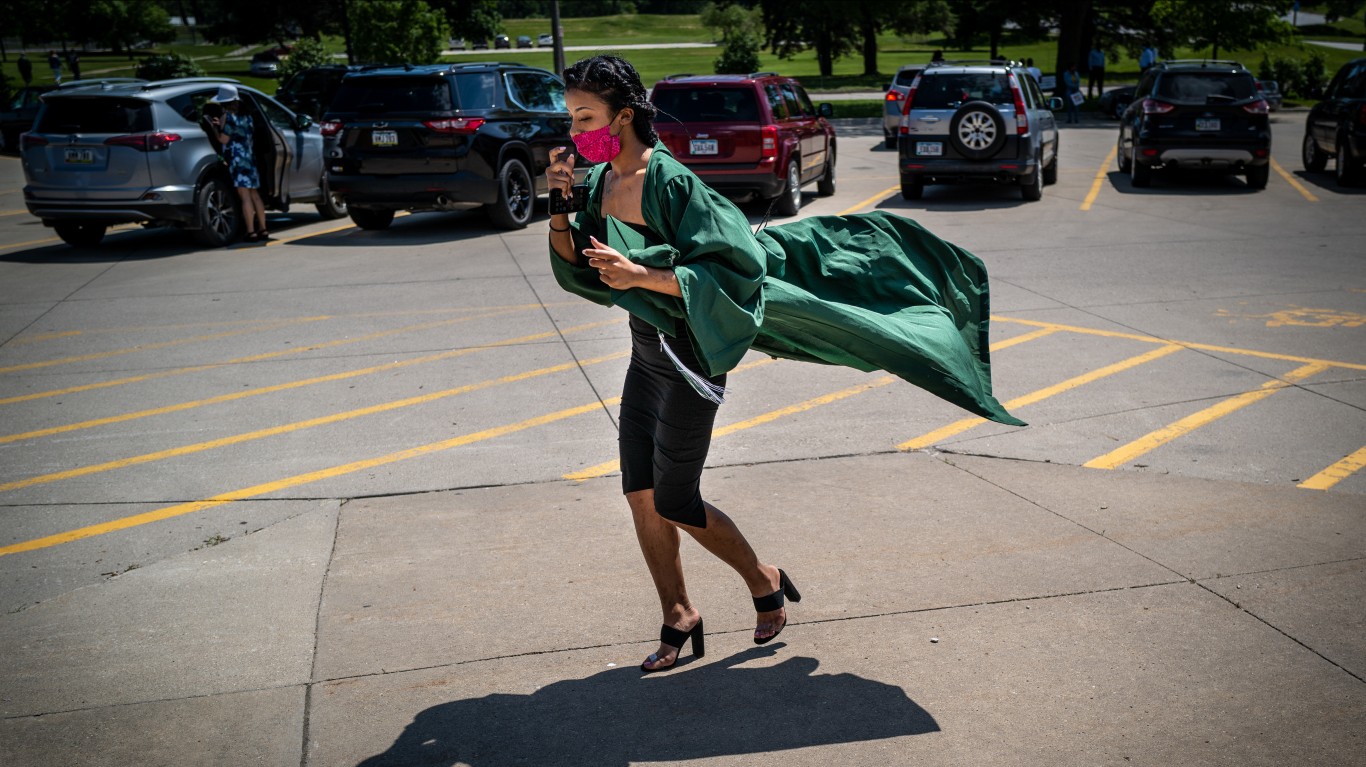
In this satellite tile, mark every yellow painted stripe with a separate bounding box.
[1081,144,1119,211]
[899,344,1184,451]
[0,308,546,406]
[0,235,63,251]
[0,319,620,445]
[838,184,900,216]
[0,209,30,216]
[264,220,358,246]
[991,315,1366,373]
[0,350,629,493]
[714,375,897,438]
[1271,158,1318,203]
[0,395,623,557]
[990,326,1058,351]
[0,316,331,375]
[1299,445,1366,491]
[1085,363,1328,470]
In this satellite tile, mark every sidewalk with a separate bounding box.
[0,451,1360,765]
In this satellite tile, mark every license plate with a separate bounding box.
[371,130,398,147]
[690,139,717,155]
[1195,118,1221,131]
[64,148,95,164]
[916,142,943,157]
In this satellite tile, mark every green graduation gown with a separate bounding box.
[549,145,1024,427]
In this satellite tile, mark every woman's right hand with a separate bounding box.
[547,146,576,199]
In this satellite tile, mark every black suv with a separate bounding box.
[275,65,361,120]
[1117,60,1271,189]
[323,62,571,230]
[1302,57,1366,187]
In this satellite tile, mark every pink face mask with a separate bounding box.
[572,116,622,164]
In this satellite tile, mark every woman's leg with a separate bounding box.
[680,502,786,641]
[627,488,702,670]
[235,188,256,234]
[248,189,267,234]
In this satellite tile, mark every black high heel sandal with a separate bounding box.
[640,618,705,673]
[753,569,801,645]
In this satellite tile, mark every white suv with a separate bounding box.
[897,60,1062,201]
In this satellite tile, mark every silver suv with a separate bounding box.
[896,60,1062,201]
[20,78,345,247]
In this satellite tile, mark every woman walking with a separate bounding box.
[209,85,269,242]
[547,55,1021,673]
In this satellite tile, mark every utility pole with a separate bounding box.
[551,0,565,76]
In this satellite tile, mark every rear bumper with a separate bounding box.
[898,156,1035,184]
[683,163,785,198]
[327,171,498,209]
[24,185,198,225]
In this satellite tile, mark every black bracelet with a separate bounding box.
[549,223,570,232]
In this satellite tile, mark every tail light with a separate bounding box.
[885,90,901,103]
[20,133,48,151]
[1357,104,1366,128]
[1009,73,1028,135]
[901,77,921,116]
[320,120,343,137]
[1141,99,1175,115]
[104,132,182,151]
[1242,99,1269,115]
[761,124,778,160]
[423,117,485,134]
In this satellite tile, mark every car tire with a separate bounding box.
[1117,132,1133,173]
[1245,163,1269,190]
[1335,137,1361,187]
[488,158,534,230]
[1131,158,1152,188]
[1302,130,1328,172]
[900,174,923,200]
[349,206,395,230]
[1042,141,1059,185]
[774,159,802,216]
[53,222,107,247]
[1020,161,1043,202]
[190,175,241,247]
[314,177,348,220]
[884,134,896,150]
[949,101,1006,160]
[816,148,835,197]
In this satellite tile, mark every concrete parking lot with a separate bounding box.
[0,112,1362,766]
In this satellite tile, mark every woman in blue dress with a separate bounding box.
[210,85,268,241]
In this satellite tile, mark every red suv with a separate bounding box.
[650,72,836,216]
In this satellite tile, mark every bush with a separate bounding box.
[714,31,760,75]
[1301,50,1329,99]
[278,36,333,79]
[1270,56,1303,97]
[135,52,205,81]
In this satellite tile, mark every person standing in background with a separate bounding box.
[17,53,33,86]
[1026,57,1042,84]
[1087,45,1105,99]
[67,51,81,81]
[47,51,62,83]
[1139,44,1157,73]
[1063,63,1082,124]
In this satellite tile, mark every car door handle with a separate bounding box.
[921,116,940,123]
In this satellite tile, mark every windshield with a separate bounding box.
[651,87,760,122]
[328,77,455,115]
[35,97,153,133]
[1156,73,1256,102]
[912,72,1012,108]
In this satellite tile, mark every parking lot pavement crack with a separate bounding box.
[300,500,343,767]
[0,261,128,349]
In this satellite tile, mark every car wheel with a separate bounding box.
[488,158,534,229]
[314,177,348,220]
[774,159,802,216]
[1020,160,1043,202]
[948,101,1006,160]
[1335,137,1361,187]
[349,206,395,230]
[53,222,107,247]
[1131,157,1152,188]
[884,134,896,149]
[816,147,835,197]
[1117,132,1132,173]
[1042,141,1059,185]
[1245,163,1269,190]
[190,175,241,247]
[1302,130,1327,172]
[900,174,923,200]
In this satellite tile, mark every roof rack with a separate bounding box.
[1156,59,1246,69]
[662,73,694,80]
[137,77,241,91]
[928,58,1023,68]
[747,71,780,78]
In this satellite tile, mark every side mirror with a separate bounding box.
[296,113,313,130]
[818,102,834,118]
[1047,97,1063,111]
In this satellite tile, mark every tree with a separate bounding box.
[71,0,176,54]
[758,0,859,77]
[430,0,502,42]
[1151,0,1293,60]
[1321,0,1366,50]
[351,0,449,65]
[702,1,763,74]
[277,36,333,79]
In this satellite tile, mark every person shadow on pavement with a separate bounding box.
[356,644,939,766]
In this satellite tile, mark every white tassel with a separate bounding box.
[659,331,729,405]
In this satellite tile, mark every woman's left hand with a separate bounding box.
[584,236,647,289]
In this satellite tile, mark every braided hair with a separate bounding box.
[563,54,659,146]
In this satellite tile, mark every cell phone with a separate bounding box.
[549,185,589,215]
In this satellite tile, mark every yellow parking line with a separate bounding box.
[0,209,29,216]
[0,319,620,445]
[1299,445,1366,490]
[0,394,624,558]
[0,350,629,494]
[1270,158,1318,202]
[0,317,331,375]
[1084,362,1328,470]
[0,235,63,251]
[991,315,1366,373]
[1081,144,1119,211]
[838,184,900,216]
[899,344,1184,451]
[265,220,358,246]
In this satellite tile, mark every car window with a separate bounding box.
[795,86,817,117]
[1155,73,1255,102]
[454,72,499,110]
[779,84,805,118]
[914,73,1012,108]
[504,71,564,112]
[1023,74,1045,107]
[1134,72,1156,99]
[652,87,759,122]
[35,97,153,133]
[166,89,219,122]
[1345,62,1366,98]
[329,77,455,114]
[894,69,922,87]
[255,95,296,130]
[764,84,785,119]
